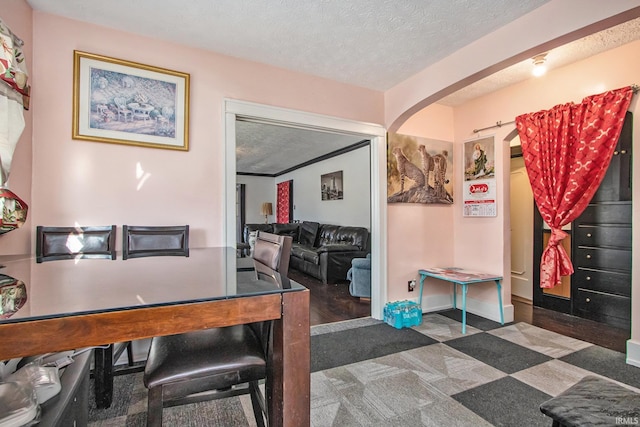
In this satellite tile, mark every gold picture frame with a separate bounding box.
[72,51,190,151]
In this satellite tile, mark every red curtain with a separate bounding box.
[516,86,634,289]
[276,180,292,223]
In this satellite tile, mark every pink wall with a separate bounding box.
[29,12,383,249]
[389,40,640,331]
[450,40,640,353]
[0,1,33,254]
[388,105,455,302]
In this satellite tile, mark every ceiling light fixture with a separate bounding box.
[531,53,547,77]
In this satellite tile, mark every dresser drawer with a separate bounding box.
[574,225,631,249]
[574,247,631,272]
[574,288,630,329]
[574,268,631,297]
[576,202,631,225]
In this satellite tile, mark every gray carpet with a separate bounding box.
[88,311,640,426]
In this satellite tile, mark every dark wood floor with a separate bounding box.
[290,270,630,354]
[287,270,370,326]
[513,300,629,353]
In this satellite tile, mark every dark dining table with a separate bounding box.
[0,247,310,427]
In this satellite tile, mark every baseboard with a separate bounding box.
[627,339,640,367]
[421,294,454,313]
[511,295,532,305]
[416,294,514,324]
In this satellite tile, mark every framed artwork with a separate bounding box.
[72,51,190,151]
[387,132,453,204]
[321,171,343,200]
[463,135,497,217]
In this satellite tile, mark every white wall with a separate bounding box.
[236,175,275,224]
[277,146,371,229]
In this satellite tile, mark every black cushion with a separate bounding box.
[298,221,319,246]
[291,243,320,264]
[540,375,640,426]
[317,225,368,251]
[144,325,266,396]
[272,223,299,240]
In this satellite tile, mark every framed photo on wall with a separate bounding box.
[321,171,343,200]
[463,135,497,217]
[72,51,190,151]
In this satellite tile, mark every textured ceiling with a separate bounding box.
[235,120,366,175]
[438,17,640,106]
[25,1,640,174]
[26,0,550,91]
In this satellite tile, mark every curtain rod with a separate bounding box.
[472,120,515,134]
[473,85,638,134]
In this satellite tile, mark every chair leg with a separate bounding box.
[126,341,134,366]
[249,381,266,427]
[147,386,163,427]
[94,345,114,409]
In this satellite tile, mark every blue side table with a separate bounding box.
[418,267,504,333]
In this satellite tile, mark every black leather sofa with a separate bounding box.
[243,221,369,284]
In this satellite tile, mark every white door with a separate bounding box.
[510,153,534,301]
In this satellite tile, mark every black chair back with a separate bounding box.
[253,231,292,275]
[36,225,116,263]
[122,225,189,260]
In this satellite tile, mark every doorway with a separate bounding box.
[223,99,388,320]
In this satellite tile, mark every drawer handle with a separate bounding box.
[586,276,591,281]
[586,298,591,303]
[586,254,591,259]
[621,149,627,154]
[586,233,592,237]
[614,150,619,155]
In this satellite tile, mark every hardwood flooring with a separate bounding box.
[290,270,630,354]
[287,270,370,326]
[512,299,630,353]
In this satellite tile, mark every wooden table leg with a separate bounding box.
[268,289,310,427]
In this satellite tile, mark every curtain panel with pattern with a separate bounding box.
[515,86,634,289]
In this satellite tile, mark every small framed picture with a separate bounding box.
[72,51,190,151]
[321,171,343,200]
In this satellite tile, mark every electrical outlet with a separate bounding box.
[408,280,415,292]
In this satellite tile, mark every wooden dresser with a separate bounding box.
[571,111,633,329]
[572,201,632,329]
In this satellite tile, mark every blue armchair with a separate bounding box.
[347,253,371,298]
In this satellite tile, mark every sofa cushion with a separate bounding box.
[272,223,299,240]
[291,243,320,265]
[298,221,319,246]
[317,225,368,251]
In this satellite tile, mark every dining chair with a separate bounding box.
[35,225,134,409]
[142,232,292,426]
[122,225,189,259]
[36,225,117,263]
[252,230,293,276]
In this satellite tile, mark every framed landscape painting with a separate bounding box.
[72,51,190,151]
